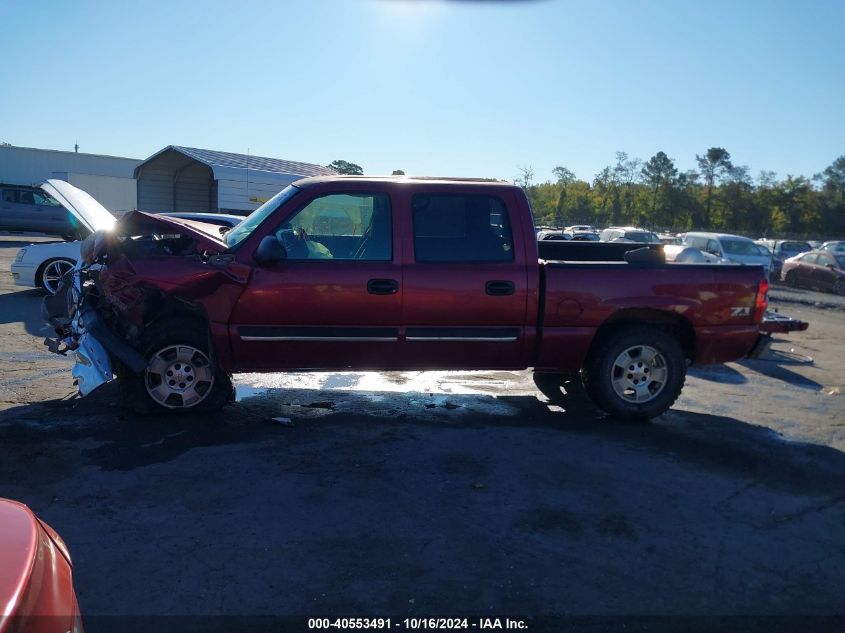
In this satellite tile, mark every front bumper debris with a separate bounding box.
[71,333,113,396]
[42,266,145,398]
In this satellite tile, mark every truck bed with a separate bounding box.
[537,240,664,262]
[535,258,767,371]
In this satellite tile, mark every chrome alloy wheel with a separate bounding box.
[144,345,215,409]
[610,344,668,404]
[41,259,75,295]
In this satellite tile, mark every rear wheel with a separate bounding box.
[583,326,686,420]
[122,318,233,413]
[834,279,845,296]
[784,270,799,288]
[38,258,75,295]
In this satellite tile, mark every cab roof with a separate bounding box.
[292,175,516,189]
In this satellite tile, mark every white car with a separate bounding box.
[683,231,772,277]
[663,244,726,264]
[11,181,115,295]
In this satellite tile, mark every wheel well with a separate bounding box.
[34,257,76,288]
[589,309,696,362]
[144,298,210,332]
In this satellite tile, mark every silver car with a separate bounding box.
[0,185,78,237]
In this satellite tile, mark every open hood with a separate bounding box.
[117,211,228,252]
[40,179,116,233]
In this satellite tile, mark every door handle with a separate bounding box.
[485,280,515,296]
[367,278,399,295]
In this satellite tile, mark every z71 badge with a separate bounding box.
[731,307,751,317]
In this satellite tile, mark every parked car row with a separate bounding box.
[781,250,845,294]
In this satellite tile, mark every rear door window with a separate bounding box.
[412,194,514,262]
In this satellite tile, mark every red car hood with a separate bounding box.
[117,211,228,253]
[0,499,39,623]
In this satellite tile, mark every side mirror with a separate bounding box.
[253,235,287,265]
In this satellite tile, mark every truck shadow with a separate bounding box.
[737,358,822,390]
[0,287,52,337]
[1,380,843,499]
[687,364,747,384]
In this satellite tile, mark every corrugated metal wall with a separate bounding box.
[137,148,213,212]
[0,145,140,213]
[175,162,213,212]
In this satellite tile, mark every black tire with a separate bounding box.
[582,325,686,420]
[784,270,799,288]
[834,279,845,296]
[533,372,584,405]
[120,317,233,413]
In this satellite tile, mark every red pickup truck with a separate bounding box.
[44,177,771,420]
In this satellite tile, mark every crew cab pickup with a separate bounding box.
[43,177,772,419]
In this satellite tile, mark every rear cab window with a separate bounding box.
[411,193,514,262]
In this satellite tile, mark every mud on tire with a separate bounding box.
[582,325,686,421]
[119,317,233,413]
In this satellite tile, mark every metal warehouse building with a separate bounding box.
[0,145,141,214]
[135,146,336,214]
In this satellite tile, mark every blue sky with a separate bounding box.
[1,0,843,183]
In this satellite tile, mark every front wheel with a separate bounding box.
[121,318,233,413]
[582,326,686,420]
[833,279,845,296]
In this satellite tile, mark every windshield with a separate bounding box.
[721,238,761,256]
[781,241,810,255]
[625,231,660,243]
[224,185,301,248]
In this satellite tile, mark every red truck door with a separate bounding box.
[399,189,529,369]
[228,189,403,370]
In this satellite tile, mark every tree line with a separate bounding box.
[517,150,845,238]
[327,152,845,239]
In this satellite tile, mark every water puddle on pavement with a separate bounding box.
[233,371,526,417]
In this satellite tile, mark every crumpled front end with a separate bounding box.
[42,217,248,400]
[41,255,127,397]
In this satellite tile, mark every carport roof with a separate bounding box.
[136,145,337,179]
